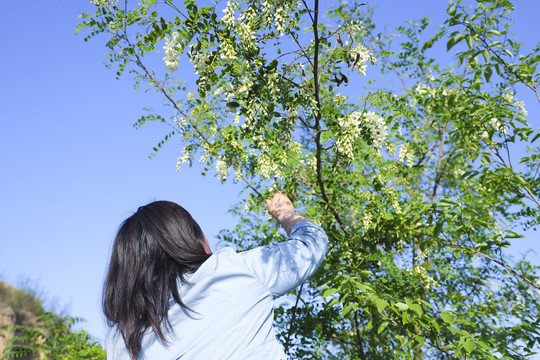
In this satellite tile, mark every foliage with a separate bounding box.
[0,282,45,318]
[79,0,540,358]
[0,312,105,360]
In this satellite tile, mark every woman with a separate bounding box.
[104,192,328,359]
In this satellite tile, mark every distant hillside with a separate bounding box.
[0,281,105,360]
[0,281,43,358]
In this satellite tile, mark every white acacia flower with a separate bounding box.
[363,211,372,229]
[415,83,435,97]
[91,0,116,6]
[489,117,508,135]
[398,143,413,167]
[258,153,281,180]
[350,44,376,76]
[216,160,230,181]
[220,41,238,62]
[336,111,388,159]
[363,111,387,150]
[163,33,180,71]
[514,100,528,116]
[199,152,208,164]
[189,46,211,75]
[333,94,346,107]
[503,93,514,102]
[176,149,190,171]
[221,0,237,27]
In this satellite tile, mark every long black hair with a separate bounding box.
[103,201,211,359]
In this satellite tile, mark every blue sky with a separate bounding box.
[0,0,539,351]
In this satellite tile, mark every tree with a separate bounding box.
[1,313,105,360]
[79,0,540,358]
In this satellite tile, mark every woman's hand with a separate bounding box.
[265,192,307,235]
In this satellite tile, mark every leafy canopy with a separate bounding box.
[78,0,540,358]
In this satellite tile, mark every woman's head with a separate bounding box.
[103,201,211,359]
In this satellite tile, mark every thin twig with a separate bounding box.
[409,228,540,290]
[431,122,447,200]
[353,311,366,360]
[292,32,314,68]
[284,284,303,355]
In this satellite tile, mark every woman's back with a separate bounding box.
[104,193,328,359]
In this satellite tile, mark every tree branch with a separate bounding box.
[284,284,303,355]
[353,311,366,360]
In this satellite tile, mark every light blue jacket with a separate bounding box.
[107,221,328,359]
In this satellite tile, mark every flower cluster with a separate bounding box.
[221,0,238,27]
[415,83,436,97]
[489,117,508,135]
[258,153,281,180]
[336,111,388,159]
[333,94,346,107]
[163,33,181,71]
[189,46,212,75]
[363,111,387,149]
[216,160,230,181]
[273,7,288,36]
[482,117,509,139]
[503,92,514,102]
[362,210,373,229]
[214,83,235,102]
[350,44,376,76]
[176,148,190,171]
[90,0,116,6]
[220,41,238,62]
[514,100,528,116]
[267,72,280,98]
[398,143,414,167]
[221,2,258,52]
[261,0,297,37]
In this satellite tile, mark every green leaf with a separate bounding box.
[378,321,389,334]
[505,231,525,239]
[375,299,388,313]
[484,66,493,82]
[321,288,336,298]
[395,302,409,311]
[463,340,475,353]
[410,304,423,316]
[340,304,358,316]
[441,311,455,325]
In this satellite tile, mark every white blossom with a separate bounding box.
[333,94,346,107]
[363,211,372,229]
[216,159,230,181]
[336,111,388,160]
[514,100,528,116]
[415,83,435,97]
[163,33,180,71]
[363,111,387,150]
[189,45,212,75]
[220,41,238,62]
[503,93,514,102]
[258,153,281,180]
[221,0,238,27]
[489,117,508,135]
[176,149,190,171]
[91,0,117,6]
[398,143,414,167]
[350,44,376,76]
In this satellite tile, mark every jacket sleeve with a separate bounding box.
[238,221,329,298]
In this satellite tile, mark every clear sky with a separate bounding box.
[0,0,538,352]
